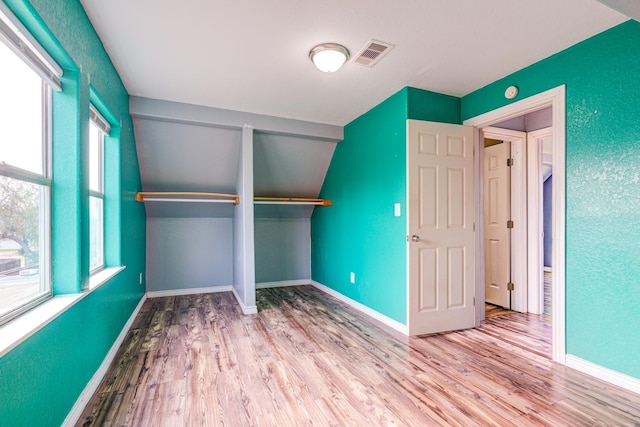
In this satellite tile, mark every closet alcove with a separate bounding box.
[131,97,341,312]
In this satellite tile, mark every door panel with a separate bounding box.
[419,167,437,228]
[408,120,475,335]
[447,246,465,307]
[483,142,510,308]
[419,247,437,311]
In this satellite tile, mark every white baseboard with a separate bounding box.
[256,279,310,289]
[565,354,640,395]
[231,287,258,314]
[63,294,147,427]
[311,281,408,335]
[146,285,232,298]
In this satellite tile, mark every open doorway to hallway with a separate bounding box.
[465,85,566,363]
[483,109,552,318]
[481,108,553,355]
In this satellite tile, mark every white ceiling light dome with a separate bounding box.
[309,43,350,73]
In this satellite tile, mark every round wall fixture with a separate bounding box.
[309,43,350,73]
[505,85,519,99]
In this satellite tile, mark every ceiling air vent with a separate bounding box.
[354,40,394,67]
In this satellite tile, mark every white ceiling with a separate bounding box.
[80,0,626,126]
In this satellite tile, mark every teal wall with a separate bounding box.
[311,87,459,323]
[463,20,640,379]
[0,1,146,425]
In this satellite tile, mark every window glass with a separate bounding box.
[0,176,48,316]
[89,122,100,193]
[88,118,104,273]
[89,195,103,271]
[0,41,43,174]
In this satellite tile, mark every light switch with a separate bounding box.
[394,203,401,217]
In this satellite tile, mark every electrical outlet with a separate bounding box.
[139,272,143,285]
[394,203,401,217]
[350,272,355,284]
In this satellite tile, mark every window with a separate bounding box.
[0,36,51,323]
[89,106,109,273]
[0,5,61,324]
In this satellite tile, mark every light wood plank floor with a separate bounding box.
[78,286,640,426]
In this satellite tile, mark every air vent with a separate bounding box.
[354,40,394,67]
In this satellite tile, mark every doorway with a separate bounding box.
[465,85,566,364]
[481,128,528,313]
[481,122,551,315]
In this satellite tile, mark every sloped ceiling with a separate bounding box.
[253,132,336,219]
[132,97,340,218]
[596,0,640,21]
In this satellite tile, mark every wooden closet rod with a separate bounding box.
[253,196,332,206]
[135,191,240,204]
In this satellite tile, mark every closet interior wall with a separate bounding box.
[253,131,337,287]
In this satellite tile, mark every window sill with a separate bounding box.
[88,266,125,290]
[0,266,125,358]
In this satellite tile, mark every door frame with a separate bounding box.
[464,85,566,364]
[527,127,553,316]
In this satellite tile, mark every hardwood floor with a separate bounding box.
[77,286,640,426]
[544,270,552,318]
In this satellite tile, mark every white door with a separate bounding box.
[483,141,511,308]
[407,120,475,335]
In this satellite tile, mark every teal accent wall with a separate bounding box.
[462,20,640,379]
[0,1,146,425]
[311,87,459,323]
[407,86,461,124]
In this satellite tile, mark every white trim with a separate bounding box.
[464,85,566,364]
[62,294,147,427]
[231,287,258,315]
[473,127,485,326]
[526,127,553,315]
[565,355,640,395]
[146,285,233,298]
[87,266,126,290]
[256,279,310,289]
[311,281,409,335]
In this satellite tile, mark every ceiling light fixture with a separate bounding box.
[309,43,350,73]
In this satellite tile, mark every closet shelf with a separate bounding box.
[254,197,332,206]
[135,191,240,204]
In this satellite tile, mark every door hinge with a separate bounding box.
[473,297,475,306]
[507,282,514,291]
[507,220,514,228]
[507,158,514,167]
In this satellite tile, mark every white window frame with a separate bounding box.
[0,3,60,325]
[89,105,109,275]
[0,79,54,325]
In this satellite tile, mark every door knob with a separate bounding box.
[411,235,421,242]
